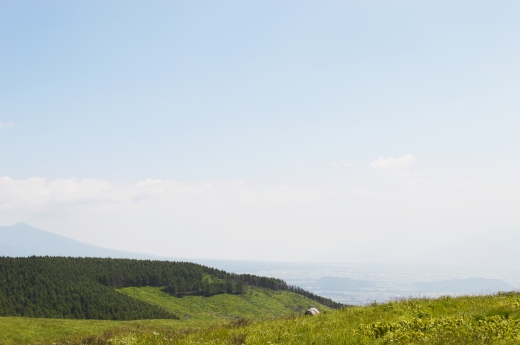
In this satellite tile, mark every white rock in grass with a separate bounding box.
[305,307,320,316]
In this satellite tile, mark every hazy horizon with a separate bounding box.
[4,222,520,306]
[1,1,520,263]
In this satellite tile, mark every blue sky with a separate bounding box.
[1,1,520,261]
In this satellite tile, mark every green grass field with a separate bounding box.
[0,317,198,345]
[25,291,520,345]
[117,286,328,321]
[0,286,327,344]
[4,291,520,344]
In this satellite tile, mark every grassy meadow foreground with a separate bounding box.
[0,285,328,345]
[4,292,520,344]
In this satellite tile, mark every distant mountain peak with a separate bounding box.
[0,223,156,259]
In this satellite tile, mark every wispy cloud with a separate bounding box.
[0,173,519,262]
[370,154,415,171]
[331,159,353,167]
[0,122,15,129]
[370,154,420,178]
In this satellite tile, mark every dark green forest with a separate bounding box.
[0,256,342,320]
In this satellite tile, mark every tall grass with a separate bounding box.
[66,292,520,345]
[0,286,327,345]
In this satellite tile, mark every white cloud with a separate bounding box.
[370,154,415,171]
[369,154,421,178]
[0,122,14,128]
[331,159,353,167]
[1,173,520,262]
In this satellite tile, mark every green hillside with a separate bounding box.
[117,291,518,345]
[0,256,340,320]
[3,292,520,344]
[118,286,329,321]
[0,286,329,344]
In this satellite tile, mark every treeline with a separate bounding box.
[0,257,177,320]
[0,256,342,320]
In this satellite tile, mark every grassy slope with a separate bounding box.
[0,287,328,344]
[9,290,520,344]
[117,286,329,321]
[86,292,520,345]
[0,317,190,345]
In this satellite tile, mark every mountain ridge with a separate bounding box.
[0,222,156,259]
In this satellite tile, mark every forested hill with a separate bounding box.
[0,256,342,320]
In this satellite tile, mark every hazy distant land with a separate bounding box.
[1,223,519,305]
